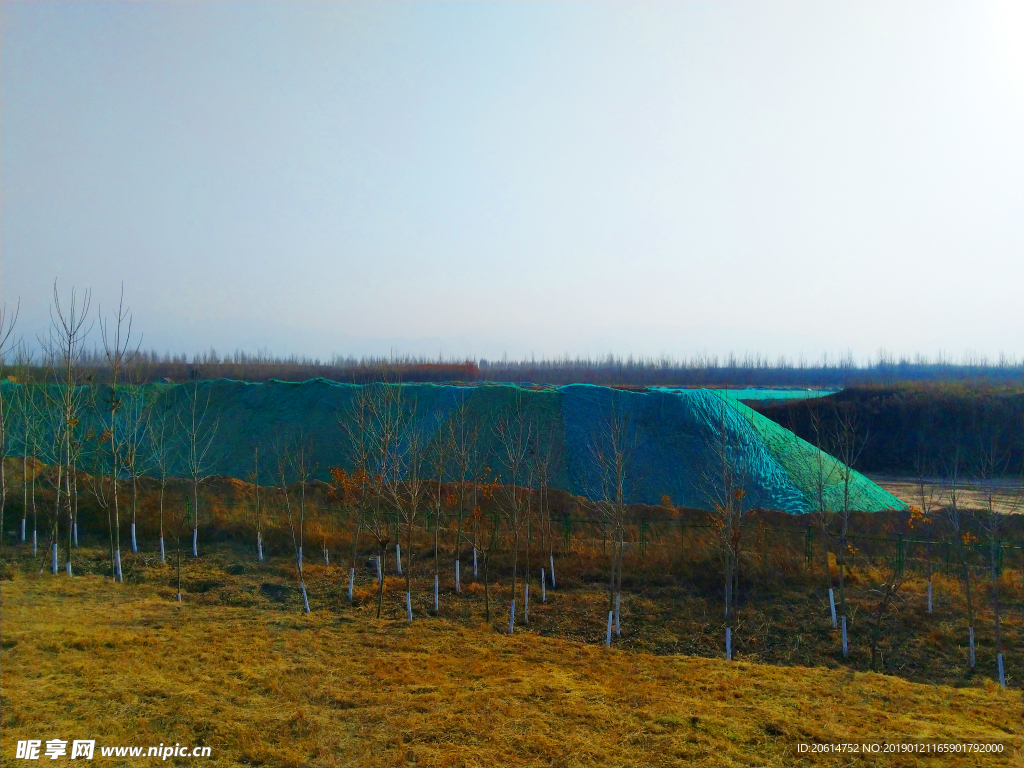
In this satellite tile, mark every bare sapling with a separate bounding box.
[0,299,19,549]
[99,288,140,581]
[493,391,532,633]
[363,382,401,619]
[339,385,376,600]
[829,400,868,657]
[448,396,479,594]
[177,372,219,559]
[808,402,839,627]
[119,363,152,555]
[12,342,33,545]
[586,395,635,641]
[869,522,911,672]
[700,394,753,661]
[40,283,93,576]
[386,394,426,621]
[912,448,940,613]
[274,437,311,613]
[146,396,174,564]
[944,438,976,669]
[251,447,264,562]
[973,415,1016,687]
[429,408,452,614]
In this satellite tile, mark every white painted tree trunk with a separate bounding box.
[348,568,354,601]
[396,544,403,575]
[541,569,546,603]
[606,611,613,646]
[615,592,621,637]
[192,527,198,558]
[32,529,37,556]
[256,533,263,563]
[323,547,329,566]
[131,523,138,553]
[115,548,123,582]
[828,588,837,628]
[20,517,25,542]
[301,583,310,613]
[968,627,975,668]
[524,583,529,622]
[509,599,515,634]
[160,537,165,564]
[298,546,303,569]
[473,547,477,578]
[927,580,932,613]
[841,616,848,658]
[455,560,461,593]
[998,653,1005,688]
[66,560,72,576]
[73,522,78,547]
[550,555,556,588]
[375,555,382,582]
[434,574,439,613]
[726,627,732,660]
[406,591,413,621]
[51,543,58,574]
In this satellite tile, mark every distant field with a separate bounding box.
[871,476,1023,516]
[2,556,1022,767]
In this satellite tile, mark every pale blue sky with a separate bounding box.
[2,1,1022,361]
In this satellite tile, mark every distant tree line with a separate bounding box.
[6,347,1023,387]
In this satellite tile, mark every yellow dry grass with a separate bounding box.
[2,573,1021,767]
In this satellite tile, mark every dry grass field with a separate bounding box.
[2,561,1021,767]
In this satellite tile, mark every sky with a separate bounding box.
[1,1,1022,363]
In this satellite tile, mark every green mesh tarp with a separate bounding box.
[0,379,904,513]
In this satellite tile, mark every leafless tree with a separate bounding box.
[700,393,754,660]
[428,405,452,614]
[586,394,635,641]
[274,434,313,613]
[829,400,868,656]
[176,374,219,559]
[381,390,427,621]
[339,386,375,600]
[807,403,839,627]
[0,299,19,548]
[146,392,175,564]
[99,287,140,580]
[40,283,93,576]
[362,382,401,619]
[972,415,1018,687]
[119,366,152,554]
[943,437,976,670]
[446,393,479,593]
[493,389,532,633]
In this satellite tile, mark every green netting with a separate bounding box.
[0,379,904,513]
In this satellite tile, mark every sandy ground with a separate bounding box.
[870,476,1023,515]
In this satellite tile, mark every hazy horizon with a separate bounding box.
[3,2,1022,362]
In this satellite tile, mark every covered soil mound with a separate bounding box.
[1,380,903,513]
